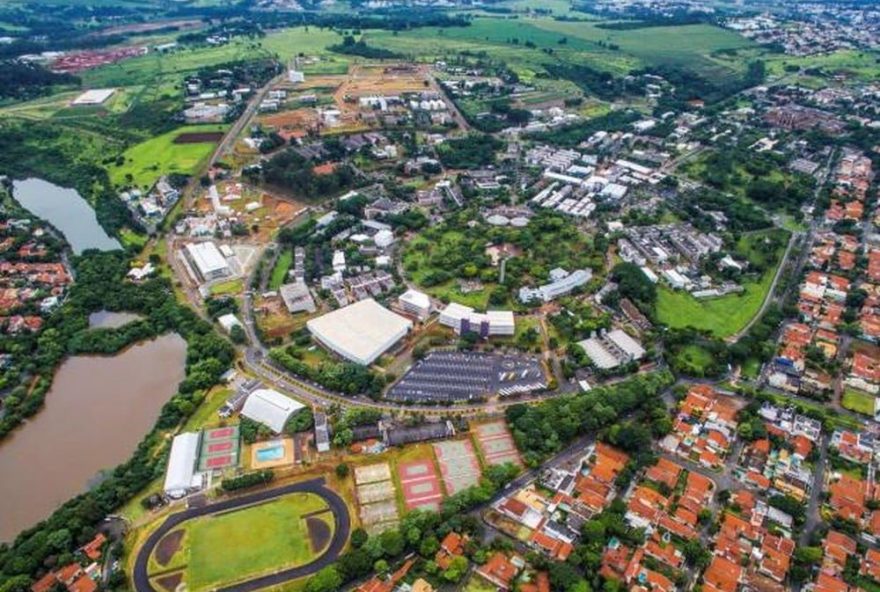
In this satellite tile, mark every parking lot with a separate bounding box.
[386,351,547,403]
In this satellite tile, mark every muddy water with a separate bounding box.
[0,334,187,542]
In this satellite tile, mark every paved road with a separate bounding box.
[132,478,350,592]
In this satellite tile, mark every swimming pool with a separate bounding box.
[255,444,284,462]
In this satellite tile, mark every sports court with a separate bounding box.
[354,463,393,485]
[474,421,522,467]
[434,439,482,495]
[354,462,399,535]
[198,425,240,472]
[398,460,443,511]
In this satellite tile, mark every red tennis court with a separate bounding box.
[207,441,234,453]
[204,455,235,469]
[206,427,235,440]
[398,460,443,511]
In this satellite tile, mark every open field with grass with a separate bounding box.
[80,40,273,88]
[843,388,876,417]
[763,49,880,83]
[180,492,331,591]
[656,269,774,339]
[109,124,226,190]
[673,344,715,375]
[269,249,293,290]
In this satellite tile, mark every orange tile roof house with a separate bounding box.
[703,555,743,592]
[476,552,524,591]
[823,531,857,574]
[80,533,106,562]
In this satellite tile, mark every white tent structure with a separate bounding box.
[241,388,305,433]
[163,432,202,499]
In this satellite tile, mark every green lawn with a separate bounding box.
[186,493,330,590]
[842,389,877,417]
[269,250,293,290]
[674,344,715,375]
[656,269,774,339]
[109,124,226,190]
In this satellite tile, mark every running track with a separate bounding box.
[132,478,350,592]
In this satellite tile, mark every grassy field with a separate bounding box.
[842,388,876,417]
[673,344,715,375]
[269,249,293,290]
[656,269,774,339]
[185,492,330,590]
[763,49,880,83]
[260,27,349,65]
[657,228,788,338]
[109,124,226,190]
[81,40,273,88]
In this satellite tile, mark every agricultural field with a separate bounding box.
[109,124,226,190]
[149,492,333,591]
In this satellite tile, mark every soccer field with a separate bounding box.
[185,492,331,590]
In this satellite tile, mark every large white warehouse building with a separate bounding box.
[307,298,412,365]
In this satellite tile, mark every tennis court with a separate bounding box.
[474,421,522,467]
[434,439,482,495]
[203,455,236,470]
[198,425,240,472]
[355,462,400,534]
[354,463,393,485]
[398,460,443,511]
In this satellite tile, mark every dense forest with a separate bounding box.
[0,62,78,101]
[258,148,359,200]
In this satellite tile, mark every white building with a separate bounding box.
[578,329,646,370]
[217,313,243,334]
[307,299,412,365]
[72,88,115,106]
[163,432,202,499]
[184,242,231,281]
[439,303,515,337]
[398,289,432,320]
[241,388,306,433]
[519,268,592,304]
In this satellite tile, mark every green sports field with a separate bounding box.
[109,124,226,190]
[185,492,331,590]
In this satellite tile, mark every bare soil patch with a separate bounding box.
[154,530,184,567]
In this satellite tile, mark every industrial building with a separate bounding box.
[578,329,646,370]
[241,388,306,433]
[307,298,413,365]
[183,241,231,282]
[439,303,515,337]
[398,289,432,320]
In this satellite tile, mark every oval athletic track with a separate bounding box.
[132,477,350,592]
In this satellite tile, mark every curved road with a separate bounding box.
[132,478,350,592]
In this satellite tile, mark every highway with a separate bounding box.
[132,478,350,592]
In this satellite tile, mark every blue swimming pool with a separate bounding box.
[256,445,284,462]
